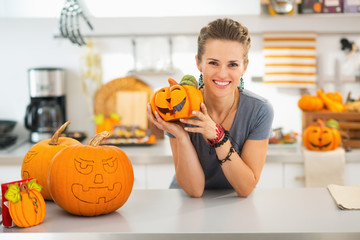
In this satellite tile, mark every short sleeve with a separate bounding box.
[248,100,274,140]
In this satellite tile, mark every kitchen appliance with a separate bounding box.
[24,68,66,143]
[0,120,17,149]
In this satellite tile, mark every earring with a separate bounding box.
[239,77,244,92]
[198,73,204,88]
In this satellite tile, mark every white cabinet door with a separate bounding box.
[0,165,22,184]
[257,162,283,188]
[147,163,175,189]
[284,163,305,188]
[345,163,360,186]
[132,164,147,189]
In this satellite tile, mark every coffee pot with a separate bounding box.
[24,68,66,142]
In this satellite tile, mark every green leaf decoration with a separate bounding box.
[4,183,21,204]
[94,114,105,125]
[27,179,43,193]
[180,75,198,88]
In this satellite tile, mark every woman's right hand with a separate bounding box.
[147,103,187,138]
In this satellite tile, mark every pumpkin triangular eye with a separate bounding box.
[173,98,186,113]
[312,129,319,133]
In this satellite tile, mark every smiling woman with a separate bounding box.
[148,18,274,198]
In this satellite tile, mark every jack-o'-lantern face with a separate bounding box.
[303,120,341,151]
[48,142,134,216]
[151,83,203,122]
[72,156,122,204]
[154,85,190,120]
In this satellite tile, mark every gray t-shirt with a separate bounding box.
[168,88,274,189]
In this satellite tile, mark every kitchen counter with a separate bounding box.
[1,137,360,165]
[1,188,360,240]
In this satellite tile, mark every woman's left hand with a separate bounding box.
[180,103,219,141]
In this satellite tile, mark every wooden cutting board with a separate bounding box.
[94,76,153,130]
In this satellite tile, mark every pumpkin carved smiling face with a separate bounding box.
[151,76,203,121]
[303,119,341,151]
[48,132,134,216]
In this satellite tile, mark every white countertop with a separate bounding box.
[1,188,360,240]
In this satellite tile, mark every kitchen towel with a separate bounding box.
[263,32,317,88]
[327,184,360,210]
[303,147,345,188]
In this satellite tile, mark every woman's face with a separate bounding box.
[196,39,248,97]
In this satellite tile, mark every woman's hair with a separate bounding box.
[197,18,251,64]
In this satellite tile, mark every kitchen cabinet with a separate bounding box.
[256,162,283,188]
[283,163,305,188]
[133,163,175,190]
[0,165,21,184]
[345,163,360,185]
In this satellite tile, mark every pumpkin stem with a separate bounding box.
[20,183,28,192]
[88,131,111,146]
[316,119,325,128]
[48,121,71,145]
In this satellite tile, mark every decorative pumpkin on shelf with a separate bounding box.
[302,119,341,151]
[4,179,46,228]
[325,91,343,104]
[150,75,203,122]
[21,122,81,200]
[94,113,121,134]
[48,131,134,217]
[317,89,344,112]
[298,95,324,111]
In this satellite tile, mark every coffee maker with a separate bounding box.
[24,68,66,143]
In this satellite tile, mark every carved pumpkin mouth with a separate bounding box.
[310,141,331,149]
[157,98,186,115]
[71,182,122,204]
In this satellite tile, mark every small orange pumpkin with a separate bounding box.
[302,119,341,151]
[5,179,46,228]
[21,122,81,200]
[48,132,134,216]
[298,95,324,111]
[325,91,343,104]
[150,75,203,122]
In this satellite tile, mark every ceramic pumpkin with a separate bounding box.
[21,122,81,200]
[48,131,134,216]
[303,119,341,151]
[150,75,203,122]
[4,179,46,228]
[298,95,324,111]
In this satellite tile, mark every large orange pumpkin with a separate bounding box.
[5,179,46,228]
[150,75,203,122]
[21,122,81,200]
[48,131,134,216]
[302,119,341,151]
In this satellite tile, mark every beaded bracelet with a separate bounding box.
[217,146,235,165]
[212,130,229,148]
[207,124,225,147]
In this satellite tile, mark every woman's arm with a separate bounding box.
[147,104,205,197]
[169,136,205,197]
[215,138,268,197]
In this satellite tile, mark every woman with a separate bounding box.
[147,18,274,198]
